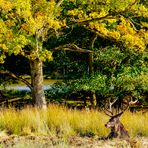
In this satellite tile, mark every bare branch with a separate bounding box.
[56,0,64,8]
[53,43,92,53]
[69,14,112,26]
[90,34,98,49]
[0,70,32,90]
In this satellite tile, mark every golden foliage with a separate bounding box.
[0,0,147,61]
[0,0,12,12]
[67,0,147,51]
[0,0,64,61]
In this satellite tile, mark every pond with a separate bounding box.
[0,79,57,91]
[5,85,52,91]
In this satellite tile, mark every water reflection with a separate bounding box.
[5,85,51,91]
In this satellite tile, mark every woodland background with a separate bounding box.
[0,0,147,110]
[0,0,148,147]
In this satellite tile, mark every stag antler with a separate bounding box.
[128,97,138,105]
[104,97,138,117]
[103,98,118,117]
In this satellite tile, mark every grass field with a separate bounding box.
[0,105,147,147]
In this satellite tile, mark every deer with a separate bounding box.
[104,111,130,140]
[99,97,138,141]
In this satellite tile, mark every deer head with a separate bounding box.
[105,112,123,128]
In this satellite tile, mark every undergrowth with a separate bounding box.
[0,105,147,139]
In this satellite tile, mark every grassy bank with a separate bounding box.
[0,105,147,139]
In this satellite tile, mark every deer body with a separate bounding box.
[100,98,138,140]
[105,114,130,140]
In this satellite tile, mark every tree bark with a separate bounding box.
[90,91,97,109]
[30,59,47,109]
[88,53,94,75]
[88,53,97,108]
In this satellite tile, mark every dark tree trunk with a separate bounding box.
[30,59,47,109]
[88,53,94,75]
[90,91,97,108]
[88,53,97,108]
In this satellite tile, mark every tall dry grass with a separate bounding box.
[0,105,147,139]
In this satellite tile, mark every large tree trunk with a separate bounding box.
[30,59,47,109]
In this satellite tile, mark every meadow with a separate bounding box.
[0,105,147,147]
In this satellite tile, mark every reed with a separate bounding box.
[0,105,147,138]
[122,111,148,137]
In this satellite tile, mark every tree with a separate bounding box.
[46,0,148,107]
[0,0,65,108]
[66,0,147,51]
[64,0,148,107]
[1,0,147,109]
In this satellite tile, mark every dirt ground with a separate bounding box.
[0,135,148,148]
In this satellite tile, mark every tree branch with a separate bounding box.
[0,70,32,90]
[53,43,93,53]
[90,34,98,49]
[56,0,64,8]
[69,14,112,25]
[69,0,138,26]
